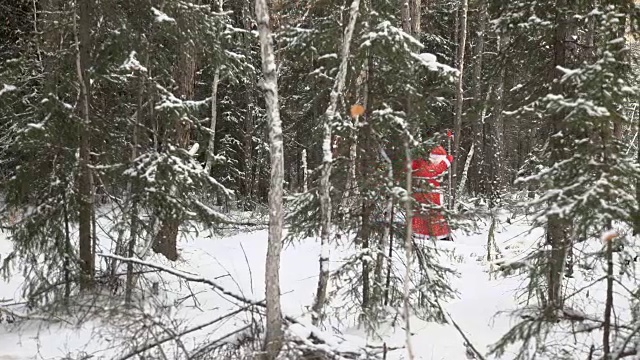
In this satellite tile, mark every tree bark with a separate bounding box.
[603,233,614,358]
[410,0,421,34]
[153,30,198,261]
[301,148,308,192]
[401,0,411,33]
[545,0,570,313]
[74,0,94,289]
[489,33,508,207]
[375,148,394,304]
[255,0,285,357]
[403,138,416,360]
[311,0,362,326]
[470,0,486,196]
[451,0,468,208]
[205,67,221,174]
[124,64,146,306]
[242,0,256,206]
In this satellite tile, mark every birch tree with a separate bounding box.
[204,0,224,175]
[205,67,221,175]
[255,0,285,357]
[311,0,362,326]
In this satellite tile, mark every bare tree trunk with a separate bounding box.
[255,0,285,357]
[343,61,367,212]
[241,0,256,206]
[489,33,508,207]
[451,0,468,208]
[613,15,626,140]
[401,0,411,33]
[603,232,614,358]
[402,138,416,360]
[205,67,221,174]
[205,0,224,176]
[153,34,197,261]
[456,143,474,199]
[301,148,308,192]
[637,113,640,234]
[470,0,486,196]
[74,0,94,289]
[410,0,421,34]
[375,148,394,302]
[311,0,362,326]
[124,67,145,306]
[343,113,360,213]
[545,2,570,313]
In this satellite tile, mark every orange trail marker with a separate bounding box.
[350,104,365,118]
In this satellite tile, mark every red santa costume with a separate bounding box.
[412,146,454,241]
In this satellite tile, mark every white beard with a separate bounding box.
[430,154,446,164]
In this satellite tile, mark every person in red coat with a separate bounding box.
[412,145,454,241]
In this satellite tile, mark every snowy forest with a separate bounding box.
[2,0,640,359]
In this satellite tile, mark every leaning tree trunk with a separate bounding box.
[311,0,362,326]
[74,0,94,289]
[255,0,285,358]
[152,42,197,262]
[451,0,469,208]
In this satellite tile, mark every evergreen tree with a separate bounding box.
[490,1,640,358]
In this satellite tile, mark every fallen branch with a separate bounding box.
[98,253,382,359]
[0,306,73,325]
[116,303,259,360]
[437,302,487,360]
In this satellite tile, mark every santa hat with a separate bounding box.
[429,146,447,164]
[431,146,447,156]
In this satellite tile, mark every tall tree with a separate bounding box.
[451,0,469,208]
[311,0,362,325]
[491,1,640,358]
[74,0,94,289]
[255,0,285,357]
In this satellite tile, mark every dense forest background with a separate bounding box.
[2,0,640,359]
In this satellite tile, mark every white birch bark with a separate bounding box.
[204,67,220,174]
[301,148,308,192]
[311,0,362,326]
[456,143,474,200]
[205,0,224,175]
[451,0,469,208]
[255,0,284,357]
[375,147,394,292]
[342,114,360,217]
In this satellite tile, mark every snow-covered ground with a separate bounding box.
[0,212,633,359]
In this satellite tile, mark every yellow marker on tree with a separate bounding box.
[350,104,365,118]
